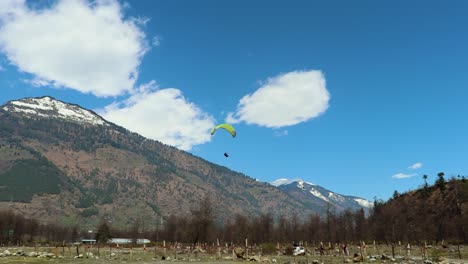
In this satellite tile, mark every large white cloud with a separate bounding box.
[99,82,216,151]
[227,70,330,128]
[0,0,148,97]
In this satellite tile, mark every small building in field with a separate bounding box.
[81,239,97,244]
[107,238,151,244]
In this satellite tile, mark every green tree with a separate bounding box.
[435,172,446,191]
[95,220,112,244]
[422,174,430,197]
[423,174,428,187]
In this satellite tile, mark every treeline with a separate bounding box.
[370,173,467,244]
[0,211,80,244]
[154,175,467,245]
[0,174,466,245]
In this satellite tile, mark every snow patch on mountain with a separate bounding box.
[11,100,54,111]
[328,192,345,202]
[309,188,329,202]
[3,97,109,126]
[354,198,373,208]
[270,178,315,187]
[270,178,293,186]
[297,181,306,190]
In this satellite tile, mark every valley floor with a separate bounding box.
[0,245,466,264]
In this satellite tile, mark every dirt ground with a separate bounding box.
[0,245,466,264]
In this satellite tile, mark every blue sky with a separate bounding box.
[1,0,467,201]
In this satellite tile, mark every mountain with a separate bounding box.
[368,178,467,243]
[0,96,370,227]
[271,178,372,214]
[2,96,109,126]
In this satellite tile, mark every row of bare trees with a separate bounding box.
[0,211,81,245]
[1,175,466,245]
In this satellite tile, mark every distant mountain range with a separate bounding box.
[0,96,371,227]
[271,178,372,214]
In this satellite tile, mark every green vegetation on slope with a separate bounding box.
[0,158,63,202]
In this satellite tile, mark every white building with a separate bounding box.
[107,238,151,244]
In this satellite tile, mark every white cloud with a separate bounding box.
[0,0,149,97]
[152,36,160,46]
[273,129,288,137]
[0,0,25,18]
[226,70,330,128]
[23,76,50,87]
[408,162,423,170]
[130,15,150,26]
[392,173,417,179]
[99,82,216,151]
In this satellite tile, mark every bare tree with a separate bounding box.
[189,194,215,243]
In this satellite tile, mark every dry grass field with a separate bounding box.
[0,244,466,264]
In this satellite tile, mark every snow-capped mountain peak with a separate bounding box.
[272,177,373,213]
[270,178,315,187]
[2,96,109,126]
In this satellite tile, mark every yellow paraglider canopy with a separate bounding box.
[210,123,236,138]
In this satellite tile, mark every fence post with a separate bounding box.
[391,242,395,258]
[458,243,462,259]
[245,238,249,259]
[359,241,365,262]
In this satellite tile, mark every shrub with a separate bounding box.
[261,243,278,255]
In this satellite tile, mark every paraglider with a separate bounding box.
[211,123,236,157]
[210,123,236,138]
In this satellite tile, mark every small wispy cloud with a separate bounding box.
[130,16,150,26]
[408,162,423,170]
[392,173,417,179]
[273,130,288,137]
[23,77,51,87]
[152,36,161,47]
